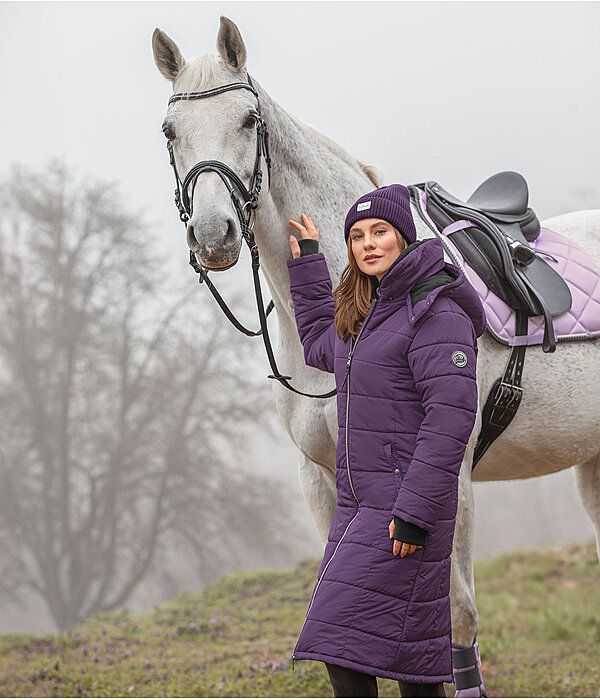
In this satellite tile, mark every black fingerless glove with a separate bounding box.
[298,238,319,256]
[393,515,428,546]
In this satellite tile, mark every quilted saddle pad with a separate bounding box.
[422,210,600,348]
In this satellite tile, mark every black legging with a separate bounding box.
[325,662,446,698]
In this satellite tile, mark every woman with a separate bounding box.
[286,184,486,698]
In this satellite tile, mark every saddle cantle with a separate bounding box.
[430,170,537,233]
[408,171,600,470]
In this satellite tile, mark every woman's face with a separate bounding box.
[349,218,406,281]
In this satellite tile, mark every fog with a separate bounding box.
[0,0,597,633]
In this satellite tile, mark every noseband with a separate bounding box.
[165,72,336,399]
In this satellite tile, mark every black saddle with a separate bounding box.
[411,171,572,353]
[409,171,574,472]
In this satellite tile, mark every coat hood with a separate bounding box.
[375,236,487,337]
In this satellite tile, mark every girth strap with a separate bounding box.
[472,309,526,468]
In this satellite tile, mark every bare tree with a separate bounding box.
[0,160,289,630]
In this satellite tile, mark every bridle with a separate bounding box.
[165,72,336,399]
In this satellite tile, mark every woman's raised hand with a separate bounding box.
[289,213,320,259]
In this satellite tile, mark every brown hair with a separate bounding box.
[333,226,407,343]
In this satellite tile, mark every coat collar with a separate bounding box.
[373,236,487,333]
[374,237,446,303]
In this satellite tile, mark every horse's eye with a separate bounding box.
[163,127,175,141]
[243,114,258,129]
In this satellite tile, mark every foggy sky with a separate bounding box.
[1,1,598,255]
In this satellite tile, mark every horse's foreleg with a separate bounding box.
[450,452,488,698]
[573,454,600,698]
[574,452,600,563]
[297,451,337,545]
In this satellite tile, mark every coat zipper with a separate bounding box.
[292,291,381,670]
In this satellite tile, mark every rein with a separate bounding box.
[165,72,336,399]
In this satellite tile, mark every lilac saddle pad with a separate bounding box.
[432,223,600,347]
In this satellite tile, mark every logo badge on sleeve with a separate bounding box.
[451,350,468,367]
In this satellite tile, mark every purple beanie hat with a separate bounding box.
[344,184,417,245]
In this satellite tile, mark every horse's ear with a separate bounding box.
[152,28,186,82]
[216,16,247,71]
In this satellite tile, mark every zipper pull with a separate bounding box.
[292,653,295,670]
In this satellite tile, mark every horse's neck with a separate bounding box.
[249,79,374,314]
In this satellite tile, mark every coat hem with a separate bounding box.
[292,650,454,684]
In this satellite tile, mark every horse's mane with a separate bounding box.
[358,163,383,188]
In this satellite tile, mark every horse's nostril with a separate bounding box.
[226,217,241,241]
[187,225,200,251]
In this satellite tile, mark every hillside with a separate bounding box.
[0,539,598,697]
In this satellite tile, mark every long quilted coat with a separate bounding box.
[287,236,486,683]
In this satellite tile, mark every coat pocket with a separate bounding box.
[383,442,392,466]
[390,443,408,484]
[383,442,403,487]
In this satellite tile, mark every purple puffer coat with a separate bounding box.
[288,236,486,683]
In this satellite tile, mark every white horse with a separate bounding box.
[152,16,600,694]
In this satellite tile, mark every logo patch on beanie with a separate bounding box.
[357,201,371,212]
[451,350,468,367]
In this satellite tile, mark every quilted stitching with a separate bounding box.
[442,227,600,345]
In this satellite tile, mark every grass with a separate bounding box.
[0,539,598,697]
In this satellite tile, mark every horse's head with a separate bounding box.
[152,17,269,271]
